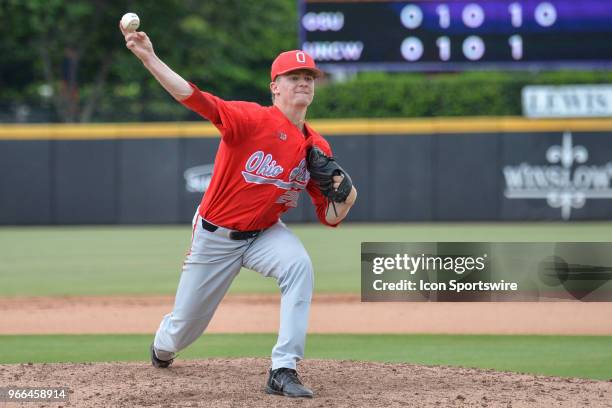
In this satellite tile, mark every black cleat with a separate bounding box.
[265,368,313,398]
[150,343,173,368]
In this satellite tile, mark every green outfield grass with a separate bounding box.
[1,223,612,296]
[0,333,610,380]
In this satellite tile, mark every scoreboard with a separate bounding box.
[299,0,612,71]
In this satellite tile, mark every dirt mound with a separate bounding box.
[1,358,610,408]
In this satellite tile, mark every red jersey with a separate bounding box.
[181,82,338,231]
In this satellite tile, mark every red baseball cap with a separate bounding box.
[270,50,322,81]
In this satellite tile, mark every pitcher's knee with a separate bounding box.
[278,254,314,293]
[295,253,313,273]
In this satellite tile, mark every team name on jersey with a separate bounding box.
[245,151,284,177]
[289,159,309,184]
[242,150,309,191]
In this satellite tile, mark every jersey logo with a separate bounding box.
[278,131,287,141]
[245,150,283,177]
[242,151,309,191]
[289,158,309,184]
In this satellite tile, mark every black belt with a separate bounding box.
[201,218,263,240]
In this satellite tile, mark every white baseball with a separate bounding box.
[121,12,140,32]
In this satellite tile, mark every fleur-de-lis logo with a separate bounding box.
[545,132,588,168]
[543,132,589,219]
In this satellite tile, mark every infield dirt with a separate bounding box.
[1,294,611,335]
[1,358,611,407]
[2,295,612,407]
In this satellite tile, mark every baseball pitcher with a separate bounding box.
[120,21,357,398]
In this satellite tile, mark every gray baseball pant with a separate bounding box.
[153,211,314,370]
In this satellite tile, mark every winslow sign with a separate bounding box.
[503,132,612,220]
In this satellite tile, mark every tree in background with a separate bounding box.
[4,1,608,123]
[0,0,297,123]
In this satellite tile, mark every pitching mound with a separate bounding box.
[1,358,610,407]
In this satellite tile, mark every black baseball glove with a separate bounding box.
[307,146,353,216]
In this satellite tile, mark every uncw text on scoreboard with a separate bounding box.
[299,0,612,71]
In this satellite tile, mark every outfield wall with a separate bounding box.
[1,118,611,224]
